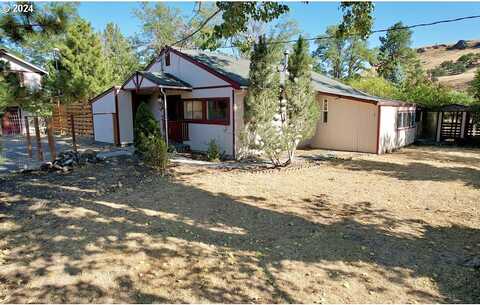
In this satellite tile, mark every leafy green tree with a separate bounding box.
[45,19,110,104]
[471,67,480,100]
[101,22,139,85]
[132,2,184,62]
[338,2,375,39]
[314,25,375,79]
[199,2,289,50]
[347,76,399,99]
[377,22,424,85]
[284,36,319,164]
[398,82,474,107]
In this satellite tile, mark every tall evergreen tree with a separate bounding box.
[46,19,109,104]
[284,36,319,164]
[102,22,139,85]
[377,22,422,85]
[243,35,284,165]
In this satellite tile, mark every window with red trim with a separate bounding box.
[182,98,229,125]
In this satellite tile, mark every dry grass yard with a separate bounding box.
[0,145,479,303]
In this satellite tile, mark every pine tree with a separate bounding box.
[46,19,109,104]
[284,36,319,164]
[102,23,139,85]
[243,35,284,165]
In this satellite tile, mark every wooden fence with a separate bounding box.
[52,102,93,136]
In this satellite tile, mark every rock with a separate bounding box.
[448,40,468,50]
[40,162,53,171]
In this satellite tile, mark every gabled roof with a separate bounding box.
[139,71,192,89]
[169,47,414,106]
[0,48,48,75]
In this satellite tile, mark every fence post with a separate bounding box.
[47,118,57,161]
[33,117,44,161]
[70,114,77,151]
[24,117,32,158]
[112,113,119,146]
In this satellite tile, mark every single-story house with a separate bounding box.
[0,47,47,136]
[91,46,416,156]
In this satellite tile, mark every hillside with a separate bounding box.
[416,39,480,91]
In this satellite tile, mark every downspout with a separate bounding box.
[160,87,168,146]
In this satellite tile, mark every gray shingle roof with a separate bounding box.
[139,71,192,89]
[173,47,413,106]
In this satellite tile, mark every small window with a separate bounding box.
[165,51,170,66]
[322,99,328,123]
[184,100,203,120]
[397,111,416,129]
[207,100,228,122]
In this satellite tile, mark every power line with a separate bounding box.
[208,14,480,49]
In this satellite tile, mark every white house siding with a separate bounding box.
[183,87,234,156]
[308,95,378,153]
[378,106,416,154]
[92,89,116,144]
[149,52,230,88]
[0,55,42,89]
[117,90,133,144]
[147,52,235,156]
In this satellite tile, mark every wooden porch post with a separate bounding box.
[47,118,57,161]
[24,117,32,158]
[33,117,44,161]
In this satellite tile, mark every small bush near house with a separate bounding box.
[206,139,221,162]
[134,102,161,153]
[143,134,169,172]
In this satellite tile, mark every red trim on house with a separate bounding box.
[318,91,415,108]
[114,88,121,146]
[167,47,242,89]
[376,105,382,154]
[182,97,230,126]
[318,91,378,105]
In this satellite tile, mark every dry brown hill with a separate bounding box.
[416,39,480,91]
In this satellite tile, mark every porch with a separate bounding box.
[417,104,480,145]
[124,71,193,148]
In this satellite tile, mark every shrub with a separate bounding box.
[134,102,161,153]
[206,139,221,162]
[143,134,169,172]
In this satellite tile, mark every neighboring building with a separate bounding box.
[91,46,416,156]
[0,47,47,135]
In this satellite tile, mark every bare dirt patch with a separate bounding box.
[0,146,479,303]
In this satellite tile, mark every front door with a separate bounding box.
[167,95,183,143]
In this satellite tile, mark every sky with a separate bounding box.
[77,1,480,49]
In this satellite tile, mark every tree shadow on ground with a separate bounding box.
[321,157,480,189]
[0,160,479,303]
